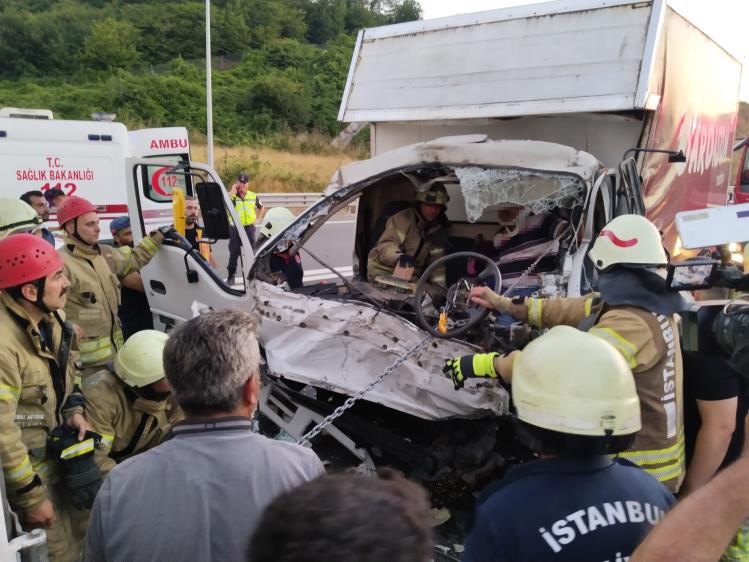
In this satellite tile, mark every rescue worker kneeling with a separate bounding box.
[0,234,97,561]
[367,183,450,287]
[446,215,687,492]
[462,327,675,562]
[83,329,183,476]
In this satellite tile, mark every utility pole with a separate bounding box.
[205,0,214,168]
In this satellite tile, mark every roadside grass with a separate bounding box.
[190,138,359,193]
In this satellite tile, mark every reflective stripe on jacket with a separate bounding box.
[0,293,83,510]
[367,206,449,286]
[508,294,685,492]
[83,370,183,477]
[59,233,162,368]
[232,193,258,226]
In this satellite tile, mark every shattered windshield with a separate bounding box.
[454,167,586,223]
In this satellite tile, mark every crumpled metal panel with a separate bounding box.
[252,281,509,421]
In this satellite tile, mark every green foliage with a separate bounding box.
[82,18,141,70]
[0,0,420,145]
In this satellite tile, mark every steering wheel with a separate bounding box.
[414,251,501,338]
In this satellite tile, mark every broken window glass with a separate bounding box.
[454,167,586,223]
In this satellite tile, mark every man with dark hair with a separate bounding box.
[85,310,324,562]
[249,469,434,562]
[20,190,55,245]
[44,188,67,210]
[0,234,93,560]
[183,196,217,268]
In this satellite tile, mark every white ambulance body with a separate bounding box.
[0,114,189,239]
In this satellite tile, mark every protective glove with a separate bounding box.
[156,225,181,242]
[443,352,499,390]
[47,426,103,510]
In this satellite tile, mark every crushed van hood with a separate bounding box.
[324,137,601,196]
[252,281,509,421]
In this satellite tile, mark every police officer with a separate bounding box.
[463,327,676,562]
[56,197,172,377]
[83,330,183,477]
[0,234,91,561]
[0,198,45,240]
[227,172,263,283]
[446,215,687,492]
[367,183,450,287]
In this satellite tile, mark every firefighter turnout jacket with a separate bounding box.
[0,293,84,560]
[83,369,183,476]
[367,206,448,286]
[58,232,163,372]
[501,294,685,492]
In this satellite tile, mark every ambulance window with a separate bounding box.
[141,158,189,203]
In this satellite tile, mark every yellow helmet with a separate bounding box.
[0,199,43,239]
[512,326,641,437]
[113,330,169,388]
[588,214,668,270]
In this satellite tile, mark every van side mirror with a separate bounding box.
[196,182,230,239]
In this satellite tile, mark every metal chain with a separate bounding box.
[298,335,433,446]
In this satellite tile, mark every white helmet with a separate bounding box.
[512,326,641,437]
[260,207,295,239]
[588,214,668,270]
[0,199,43,239]
[113,330,169,388]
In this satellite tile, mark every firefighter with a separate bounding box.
[463,327,676,562]
[445,214,687,492]
[83,330,183,477]
[367,183,450,287]
[55,197,174,377]
[0,234,92,561]
[0,198,45,239]
[260,207,304,289]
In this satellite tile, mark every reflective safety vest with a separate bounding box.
[232,192,258,226]
[196,227,212,261]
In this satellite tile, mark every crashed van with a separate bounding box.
[126,134,649,488]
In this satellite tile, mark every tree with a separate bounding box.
[81,18,140,70]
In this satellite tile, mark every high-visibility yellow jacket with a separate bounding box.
[501,294,685,492]
[231,192,259,226]
[367,207,449,286]
[0,293,84,511]
[58,233,162,370]
[83,369,183,477]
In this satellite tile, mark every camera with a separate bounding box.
[666,203,749,372]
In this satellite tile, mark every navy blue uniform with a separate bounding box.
[269,251,304,289]
[464,456,675,562]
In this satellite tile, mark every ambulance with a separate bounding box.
[0,108,190,240]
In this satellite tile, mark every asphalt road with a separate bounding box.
[209,217,357,283]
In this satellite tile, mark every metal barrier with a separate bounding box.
[258,193,357,215]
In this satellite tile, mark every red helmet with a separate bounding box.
[57,196,97,227]
[0,234,64,290]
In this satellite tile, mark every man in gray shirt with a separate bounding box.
[85,310,324,562]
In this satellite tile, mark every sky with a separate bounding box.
[419,0,749,101]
